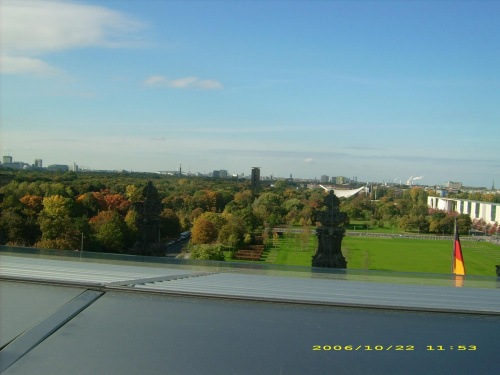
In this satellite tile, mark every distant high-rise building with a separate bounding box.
[219,170,228,178]
[212,170,221,178]
[34,159,43,168]
[251,167,260,192]
[3,156,13,164]
[320,175,329,184]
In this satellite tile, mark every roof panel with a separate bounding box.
[3,291,499,375]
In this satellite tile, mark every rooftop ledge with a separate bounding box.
[2,245,500,315]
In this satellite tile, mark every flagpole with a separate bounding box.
[451,218,456,274]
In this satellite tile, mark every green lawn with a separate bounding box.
[347,220,404,234]
[342,237,500,276]
[259,233,500,277]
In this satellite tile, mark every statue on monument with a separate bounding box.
[130,181,165,256]
[312,190,348,268]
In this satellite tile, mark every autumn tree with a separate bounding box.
[191,217,217,244]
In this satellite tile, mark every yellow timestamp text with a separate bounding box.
[312,345,477,351]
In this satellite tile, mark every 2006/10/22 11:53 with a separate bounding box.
[312,345,477,351]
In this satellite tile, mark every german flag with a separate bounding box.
[452,219,465,276]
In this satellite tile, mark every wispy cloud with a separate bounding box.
[1,0,145,77]
[0,56,64,77]
[143,75,223,90]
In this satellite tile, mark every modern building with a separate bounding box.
[47,164,69,172]
[34,159,43,168]
[2,156,13,164]
[428,196,500,225]
[320,175,329,184]
[212,170,220,178]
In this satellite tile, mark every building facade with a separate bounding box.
[428,196,500,225]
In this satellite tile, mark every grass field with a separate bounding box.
[250,233,500,277]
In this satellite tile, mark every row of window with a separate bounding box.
[429,198,498,222]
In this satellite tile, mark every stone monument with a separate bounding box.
[130,181,165,256]
[312,190,348,268]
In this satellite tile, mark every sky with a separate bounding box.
[1,0,499,187]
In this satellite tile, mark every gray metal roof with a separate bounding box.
[1,247,500,314]
[1,247,500,375]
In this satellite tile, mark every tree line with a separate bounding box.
[0,170,498,257]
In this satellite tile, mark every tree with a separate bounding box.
[457,214,472,235]
[19,195,43,214]
[36,195,79,249]
[0,209,40,246]
[191,217,217,244]
[189,244,225,261]
[125,185,143,202]
[198,212,227,232]
[160,208,181,238]
[90,211,128,253]
[218,216,246,248]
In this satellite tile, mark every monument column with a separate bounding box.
[312,190,347,268]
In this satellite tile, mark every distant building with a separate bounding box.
[3,156,13,164]
[47,164,69,172]
[0,162,24,169]
[320,175,329,184]
[428,196,500,225]
[34,159,43,168]
[445,181,462,190]
[251,167,260,192]
[212,170,221,178]
[219,170,228,178]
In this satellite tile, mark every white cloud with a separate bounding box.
[143,75,223,90]
[143,75,168,86]
[168,77,199,88]
[0,56,62,77]
[195,79,223,90]
[304,158,314,163]
[0,0,145,77]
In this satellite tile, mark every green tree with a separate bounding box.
[160,208,182,238]
[218,216,246,248]
[189,244,225,261]
[36,195,79,249]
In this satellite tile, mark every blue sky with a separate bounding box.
[1,0,499,187]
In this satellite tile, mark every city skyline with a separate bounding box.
[1,0,499,188]
[2,152,496,190]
